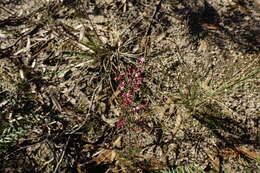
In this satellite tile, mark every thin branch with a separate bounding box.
[53,136,71,173]
[68,78,103,134]
[144,0,164,56]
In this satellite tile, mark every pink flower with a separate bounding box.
[127,65,132,72]
[127,77,132,83]
[133,87,140,93]
[122,92,132,98]
[115,76,121,81]
[135,76,143,81]
[117,120,126,128]
[133,104,146,114]
[133,106,141,113]
[137,57,145,64]
[134,80,142,86]
[135,71,141,78]
[136,67,143,73]
[122,97,133,106]
[118,81,125,90]
[115,72,125,81]
[122,92,134,106]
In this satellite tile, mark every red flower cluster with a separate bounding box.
[115,57,147,128]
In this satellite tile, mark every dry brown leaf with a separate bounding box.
[155,33,166,43]
[154,96,176,119]
[76,162,82,173]
[171,112,182,136]
[101,114,118,127]
[112,136,122,148]
[136,156,167,171]
[153,105,165,119]
[201,24,221,31]
[198,39,208,53]
[97,102,106,114]
[235,146,260,161]
[82,144,96,153]
[204,148,220,170]
[93,149,117,165]
[63,108,83,121]
[219,148,238,159]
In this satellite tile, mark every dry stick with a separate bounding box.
[143,0,163,56]
[53,136,71,173]
[0,6,14,15]
[145,0,163,37]
[5,138,47,159]
[68,79,103,134]
[0,17,44,59]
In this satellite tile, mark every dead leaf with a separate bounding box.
[112,136,122,148]
[235,146,260,161]
[110,104,121,117]
[198,39,208,53]
[76,161,82,173]
[101,114,118,127]
[82,144,96,152]
[219,147,238,159]
[93,149,117,165]
[171,112,182,136]
[136,156,167,171]
[156,33,166,43]
[204,148,220,170]
[63,108,83,121]
[201,24,221,31]
[154,96,176,119]
[97,102,106,114]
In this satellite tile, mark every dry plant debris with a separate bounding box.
[0,0,259,172]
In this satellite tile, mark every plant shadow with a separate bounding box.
[167,0,260,53]
[193,103,258,147]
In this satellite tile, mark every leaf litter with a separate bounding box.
[0,0,260,172]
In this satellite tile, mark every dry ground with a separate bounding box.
[0,0,260,172]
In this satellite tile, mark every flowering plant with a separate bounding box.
[115,57,147,128]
